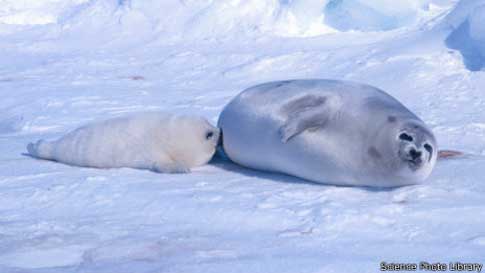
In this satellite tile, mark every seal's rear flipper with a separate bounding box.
[151,162,190,173]
[438,150,465,160]
[27,142,38,157]
[26,140,53,159]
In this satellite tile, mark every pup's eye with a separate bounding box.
[399,133,413,142]
[424,143,433,155]
[206,131,214,140]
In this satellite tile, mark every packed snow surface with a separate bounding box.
[0,0,484,272]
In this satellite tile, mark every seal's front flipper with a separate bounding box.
[152,162,190,173]
[279,110,329,142]
[279,94,337,143]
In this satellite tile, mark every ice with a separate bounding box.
[0,0,443,41]
[324,0,423,31]
[445,0,485,70]
[0,0,484,272]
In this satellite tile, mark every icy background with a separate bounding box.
[1,0,485,272]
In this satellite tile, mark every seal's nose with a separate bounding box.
[409,148,422,160]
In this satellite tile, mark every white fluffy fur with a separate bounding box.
[27,112,220,173]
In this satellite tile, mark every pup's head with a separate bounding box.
[173,116,220,168]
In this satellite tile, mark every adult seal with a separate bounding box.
[218,79,437,187]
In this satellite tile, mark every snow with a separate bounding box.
[0,0,89,25]
[1,0,485,272]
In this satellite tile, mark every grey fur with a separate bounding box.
[368,146,382,159]
[218,79,438,187]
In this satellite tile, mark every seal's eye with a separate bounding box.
[399,133,413,142]
[206,131,214,140]
[424,143,433,155]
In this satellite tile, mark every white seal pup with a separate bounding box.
[218,79,438,187]
[27,112,220,173]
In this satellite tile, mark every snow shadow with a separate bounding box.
[445,19,485,71]
[444,2,485,72]
[209,155,398,192]
[209,155,316,186]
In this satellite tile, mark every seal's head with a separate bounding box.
[168,116,220,168]
[393,120,437,183]
[368,116,437,185]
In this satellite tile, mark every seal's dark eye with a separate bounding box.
[206,131,214,140]
[399,133,413,142]
[424,143,433,155]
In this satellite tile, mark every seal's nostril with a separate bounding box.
[409,149,421,160]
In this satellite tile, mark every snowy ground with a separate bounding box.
[1,1,485,272]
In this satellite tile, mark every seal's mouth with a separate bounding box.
[407,158,423,170]
[407,149,425,170]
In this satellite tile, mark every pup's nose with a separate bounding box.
[409,148,422,160]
